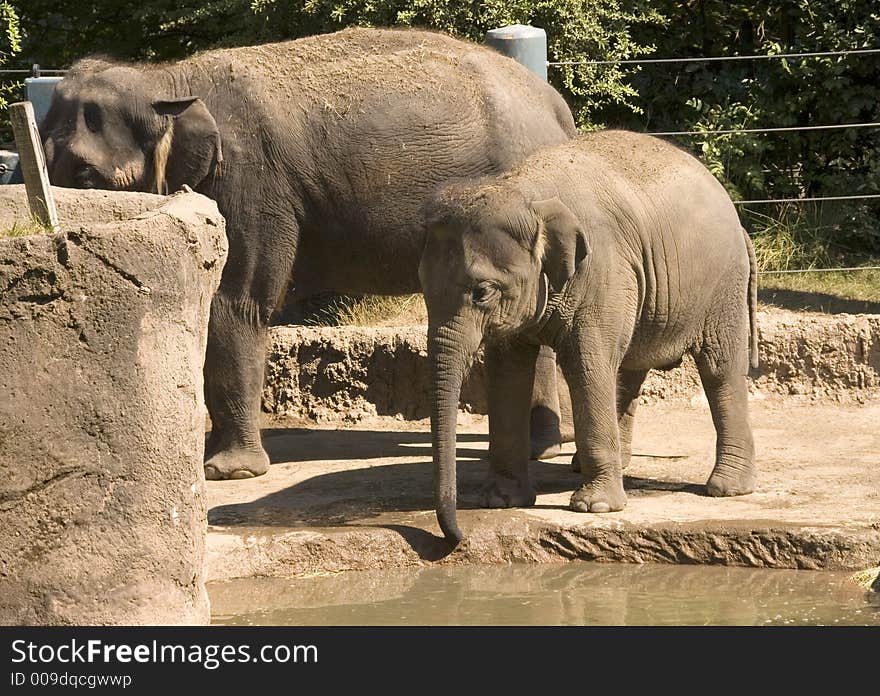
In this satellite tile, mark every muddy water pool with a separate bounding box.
[209,562,879,626]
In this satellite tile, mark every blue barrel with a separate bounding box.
[485,24,548,81]
[25,76,64,126]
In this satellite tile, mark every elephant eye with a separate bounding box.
[83,102,103,134]
[471,282,499,306]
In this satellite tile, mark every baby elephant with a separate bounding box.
[419,130,758,544]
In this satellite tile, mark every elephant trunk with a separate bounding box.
[427,315,482,546]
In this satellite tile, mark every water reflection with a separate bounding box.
[210,562,880,626]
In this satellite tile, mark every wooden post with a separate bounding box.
[10,101,59,231]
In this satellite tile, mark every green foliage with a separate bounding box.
[759,268,880,311]
[749,203,840,271]
[0,1,19,60]
[0,1,22,142]
[15,2,248,64]
[1,216,53,237]
[15,1,662,126]
[614,1,880,252]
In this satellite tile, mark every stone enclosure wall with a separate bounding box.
[0,186,227,625]
[262,308,880,422]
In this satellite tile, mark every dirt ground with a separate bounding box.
[205,396,880,580]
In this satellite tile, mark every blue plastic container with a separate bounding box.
[484,25,548,81]
[24,76,64,126]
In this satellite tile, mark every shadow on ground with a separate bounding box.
[259,427,489,463]
[758,287,880,314]
[208,427,707,532]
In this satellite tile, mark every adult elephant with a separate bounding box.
[40,27,577,480]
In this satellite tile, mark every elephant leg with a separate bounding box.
[695,357,756,497]
[561,346,627,514]
[571,368,646,473]
[557,365,576,444]
[204,216,298,480]
[203,290,272,480]
[617,368,648,470]
[529,345,564,459]
[481,340,540,508]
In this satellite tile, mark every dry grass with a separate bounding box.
[749,206,838,272]
[748,203,880,311]
[304,293,427,327]
[759,268,880,307]
[1,218,53,238]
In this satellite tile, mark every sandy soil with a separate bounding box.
[205,397,880,580]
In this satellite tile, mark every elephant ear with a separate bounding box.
[532,197,590,292]
[152,97,223,194]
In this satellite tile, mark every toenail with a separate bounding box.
[229,470,256,480]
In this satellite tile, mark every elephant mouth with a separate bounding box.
[72,165,112,190]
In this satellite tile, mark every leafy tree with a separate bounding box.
[611,0,880,253]
[0,0,21,142]
[15,1,663,127]
[243,1,665,126]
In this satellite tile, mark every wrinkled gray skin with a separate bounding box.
[39,27,577,480]
[420,130,759,544]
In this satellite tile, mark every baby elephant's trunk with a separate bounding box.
[427,316,483,545]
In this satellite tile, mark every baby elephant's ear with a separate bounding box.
[152,97,223,194]
[531,197,589,292]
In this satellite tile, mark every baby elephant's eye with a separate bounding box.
[471,281,499,306]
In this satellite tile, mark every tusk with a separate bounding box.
[534,272,549,323]
[153,121,174,195]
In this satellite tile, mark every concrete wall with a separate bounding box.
[0,188,227,625]
[261,309,880,422]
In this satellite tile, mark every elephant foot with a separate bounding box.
[479,471,536,509]
[529,406,562,460]
[204,429,223,460]
[569,477,626,514]
[706,462,756,497]
[204,446,270,481]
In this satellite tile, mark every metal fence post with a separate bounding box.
[24,66,64,126]
[485,24,548,81]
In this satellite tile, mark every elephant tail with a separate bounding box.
[743,227,759,369]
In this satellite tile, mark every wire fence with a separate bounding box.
[4,47,880,277]
[758,266,880,275]
[0,68,67,74]
[548,46,880,66]
[551,45,880,279]
[647,121,880,137]
[734,194,880,206]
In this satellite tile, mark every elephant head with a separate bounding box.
[40,60,222,194]
[419,184,589,544]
